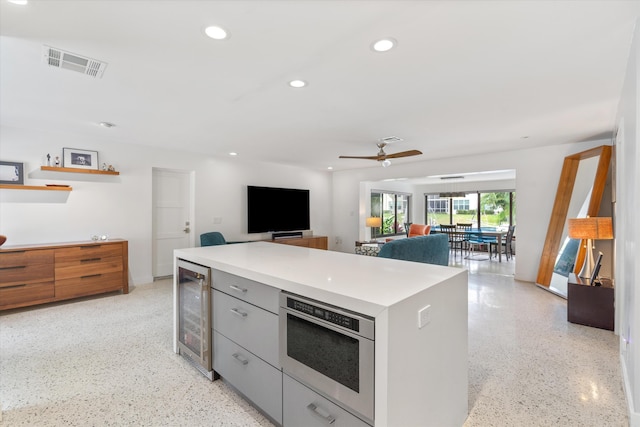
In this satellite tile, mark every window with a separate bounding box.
[453,199,469,211]
[371,191,411,237]
[426,191,516,229]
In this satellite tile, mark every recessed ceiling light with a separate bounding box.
[372,38,397,52]
[8,0,28,5]
[289,80,306,88]
[205,26,228,40]
[99,122,115,128]
[229,152,238,156]
[327,166,333,170]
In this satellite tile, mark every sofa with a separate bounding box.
[377,233,449,266]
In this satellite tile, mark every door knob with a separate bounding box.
[183,227,190,233]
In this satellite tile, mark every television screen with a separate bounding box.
[247,186,310,233]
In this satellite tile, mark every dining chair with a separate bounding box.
[439,224,464,260]
[456,223,473,255]
[491,225,515,260]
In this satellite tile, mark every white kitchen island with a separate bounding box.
[174,242,468,427]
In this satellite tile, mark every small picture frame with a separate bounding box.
[63,148,99,170]
[0,161,24,185]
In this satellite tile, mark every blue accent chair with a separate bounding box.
[200,232,230,246]
[377,234,449,266]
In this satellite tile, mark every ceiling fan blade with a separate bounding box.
[338,155,381,160]
[384,150,423,159]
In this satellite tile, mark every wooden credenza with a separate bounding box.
[270,236,328,250]
[0,239,128,311]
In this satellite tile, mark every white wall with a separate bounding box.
[331,140,609,283]
[615,19,640,426]
[0,126,332,285]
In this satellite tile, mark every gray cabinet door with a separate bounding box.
[213,331,282,424]
[212,289,279,368]
[283,374,371,427]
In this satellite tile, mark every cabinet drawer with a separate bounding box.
[212,269,279,313]
[0,249,54,268]
[0,263,54,286]
[55,257,123,280]
[55,271,124,299]
[213,331,282,425]
[0,281,55,308]
[283,374,371,427]
[212,289,279,368]
[55,244,122,263]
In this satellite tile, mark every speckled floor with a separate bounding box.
[0,255,628,426]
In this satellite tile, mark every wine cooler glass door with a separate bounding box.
[177,261,211,371]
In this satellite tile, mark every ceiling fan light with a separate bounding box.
[382,159,391,168]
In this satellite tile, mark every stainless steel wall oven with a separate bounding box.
[176,259,214,380]
[280,292,375,423]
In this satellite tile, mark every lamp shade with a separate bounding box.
[366,217,382,228]
[567,217,613,240]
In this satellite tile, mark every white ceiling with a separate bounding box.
[1,1,639,172]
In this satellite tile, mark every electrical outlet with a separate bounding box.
[418,305,431,329]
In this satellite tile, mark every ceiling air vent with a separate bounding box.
[380,136,403,143]
[42,45,107,78]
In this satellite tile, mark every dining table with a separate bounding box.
[431,226,509,262]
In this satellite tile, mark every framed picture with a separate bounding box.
[0,161,24,185]
[63,148,98,170]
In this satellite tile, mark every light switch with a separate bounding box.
[418,305,431,329]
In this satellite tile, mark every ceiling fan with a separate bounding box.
[339,142,423,167]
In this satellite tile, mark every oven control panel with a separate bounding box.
[287,297,360,332]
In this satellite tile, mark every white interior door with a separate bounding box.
[152,168,193,278]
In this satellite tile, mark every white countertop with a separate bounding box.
[175,242,466,317]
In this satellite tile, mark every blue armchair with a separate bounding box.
[377,234,449,266]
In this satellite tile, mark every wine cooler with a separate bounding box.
[176,259,214,380]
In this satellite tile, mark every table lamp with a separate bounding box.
[567,217,613,279]
[366,217,382,241]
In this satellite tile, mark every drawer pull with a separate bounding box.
[230,308,248,318]
[229,284,247,294]
[1,283,27,290]
[232,352,249,365]
[80,274,102,279]
[80,245,100,249]
[307,403,336,424]
[0,265,26,270]
[81,258,102,263]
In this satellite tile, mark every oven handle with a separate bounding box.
[307,403,336,424]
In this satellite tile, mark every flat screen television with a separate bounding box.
[247,185,310,234]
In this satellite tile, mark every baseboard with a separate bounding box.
[132,275,155,286]
[621,349,640,426]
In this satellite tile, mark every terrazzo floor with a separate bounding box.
[0,254,629,426]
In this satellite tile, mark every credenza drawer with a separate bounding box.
[55,244,123,263]
[55,257,123,280]
[0,264,54,286]
[0,281,55,308]
[0,249,54,268]
[55,272,124,299]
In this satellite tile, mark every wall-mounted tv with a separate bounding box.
[247,185,310,234]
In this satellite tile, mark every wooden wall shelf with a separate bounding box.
[0,184,72,191]
[40,166,119,175]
